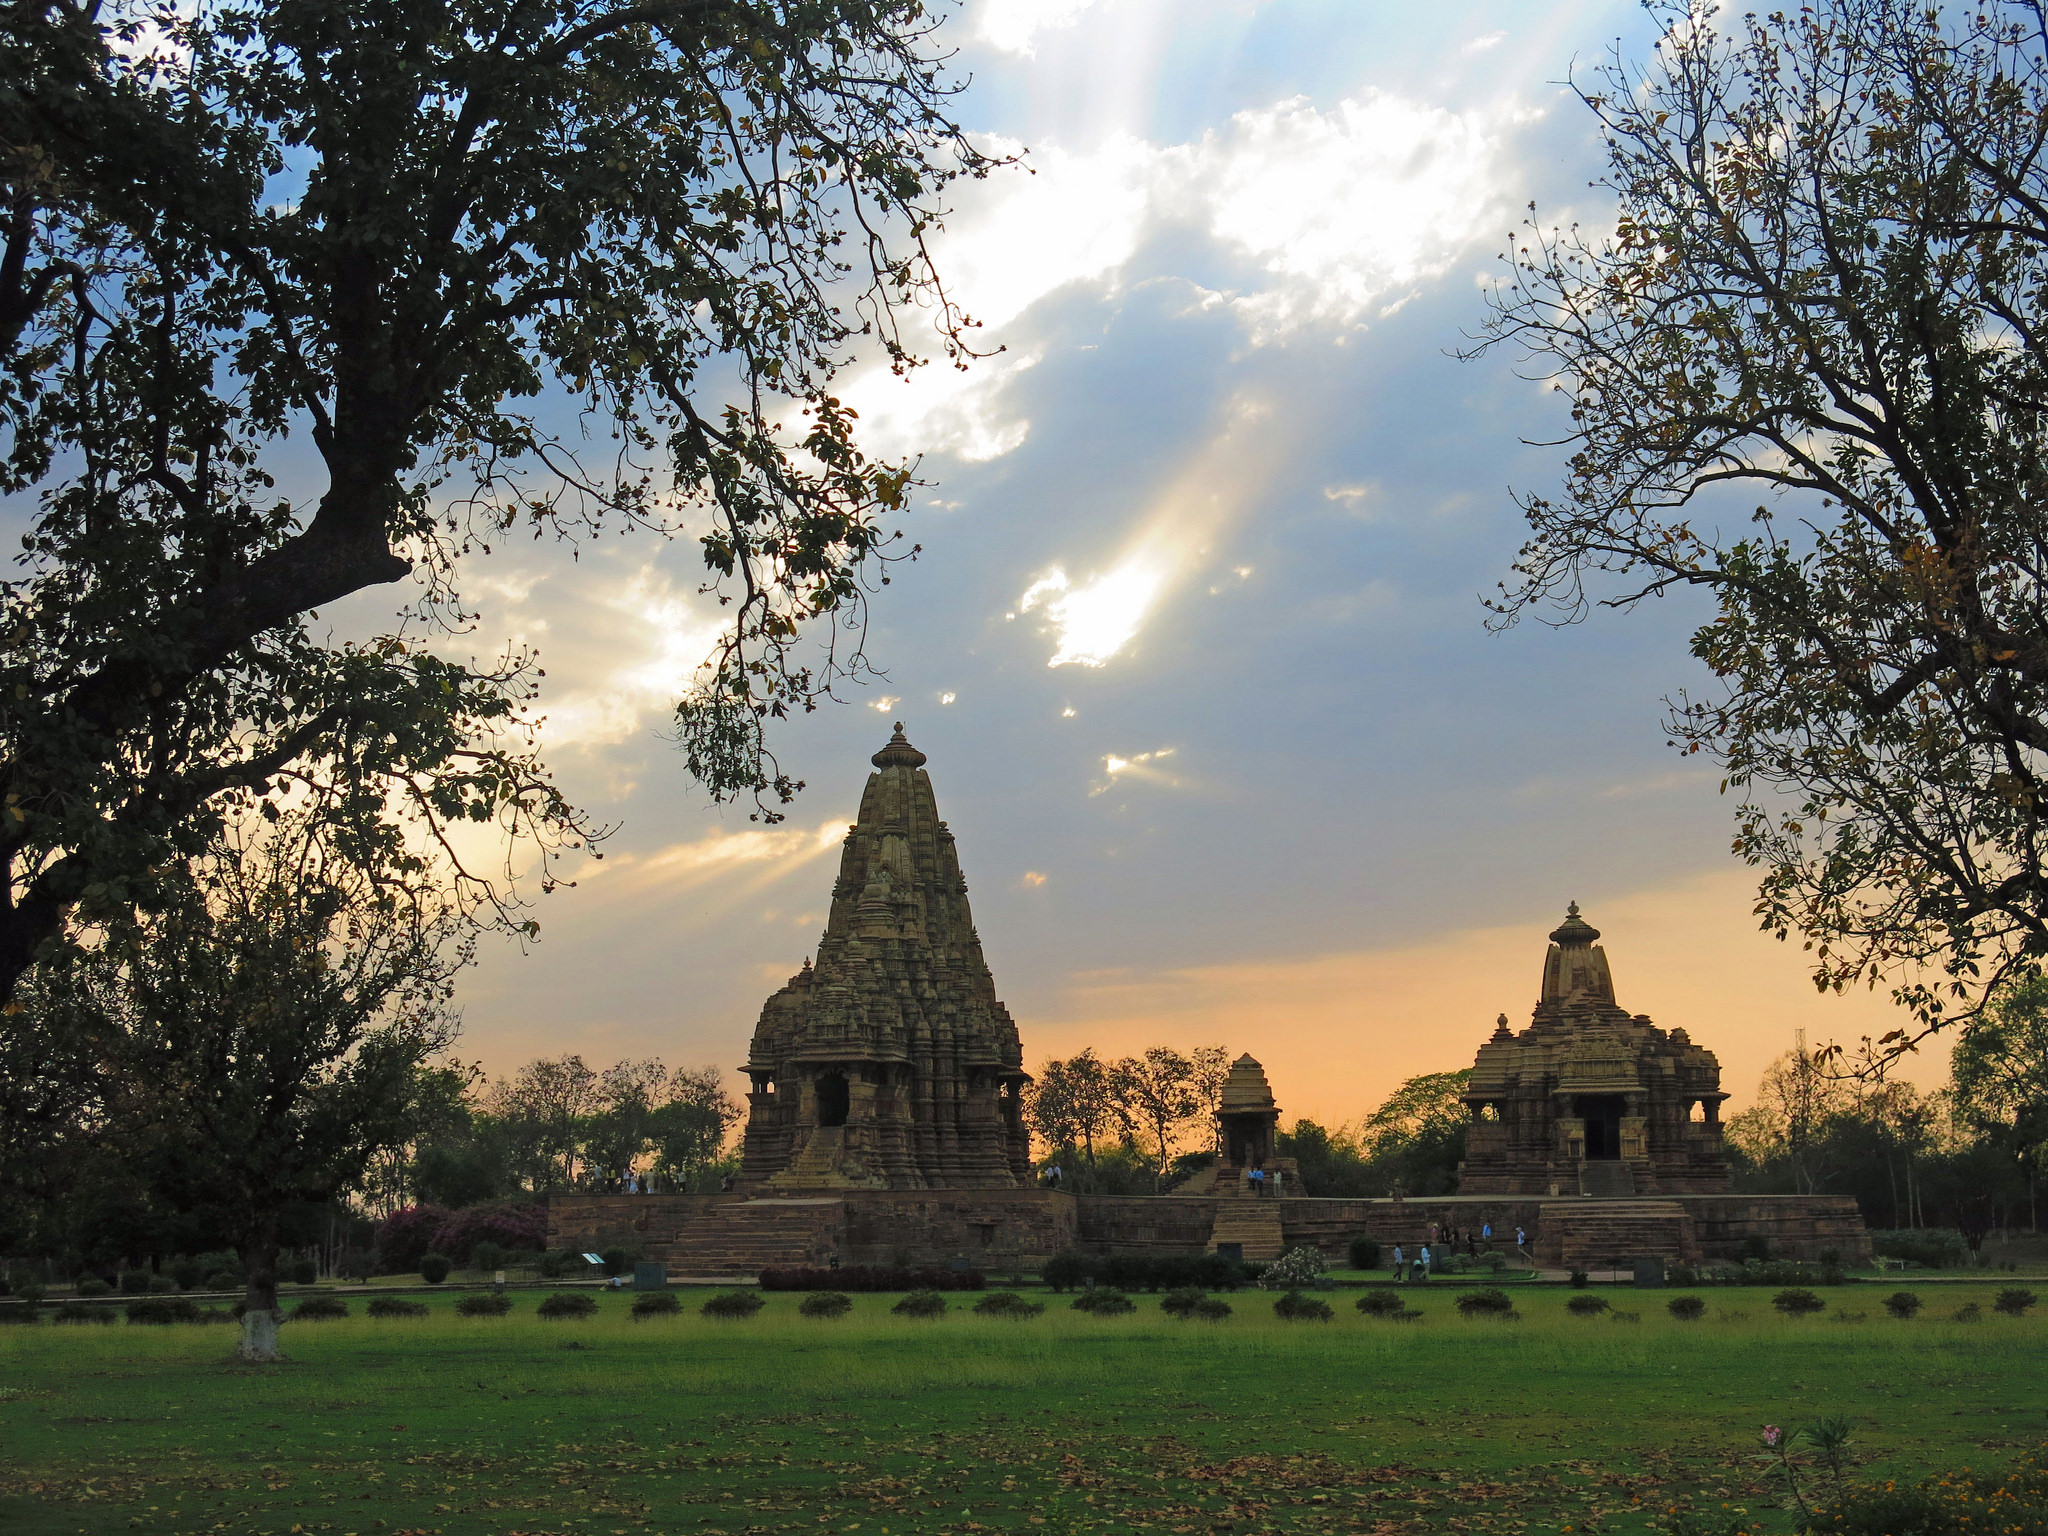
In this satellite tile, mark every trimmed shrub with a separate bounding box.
[53,1301,114,1323]
[1357,1289,1405,1317]
[799,1291,853,1319]
[632,1291,682,1318]
[1346,1236,1381,1271]
[1192,1297,1232,1320]
[1954,1301,1984,1322]
[1567,1294,1609,1316]
[1667,1295,1707,1321]
[973,1292,1044,1319]
[1456,1288,1517,1318]
[1568,1270,1589,1289]
[1069,1289,1133,1316]
[169,1258,204,1291]
[760,1264,985,1293]
[1884,1291,1923,1319]
[1161,1286,1208,1318]
[368,1297,429,1319]
[75,1277,112,1297]
[456,1292,513,1317]
[1773,1288,1827,1316]
[1994,1287,2037,1317]
[892,1289,948,1318]
[146,1274,174,1293]
[13,1281,45,1306]
[702,1291,765,1320]
[418,1252,453,1285]
[117,1269,151,1294]
[1273,1289,1333,1321]
[125,1296,200,1325]
[538,1292,599,1320]
[286,1259,318,1286]
[291,1296,350,1321]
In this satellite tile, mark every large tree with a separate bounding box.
[37,820,463,1360]
[1473,0,2048,1052]
[0,0,995,1002]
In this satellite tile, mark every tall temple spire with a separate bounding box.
[736,725,1031,1190]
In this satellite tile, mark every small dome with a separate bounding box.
[1549,900,1601,947]
[872,722,928,770]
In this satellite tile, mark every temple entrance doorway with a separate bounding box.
[1575,1094,1624,1159]
[816,1073,850,1127]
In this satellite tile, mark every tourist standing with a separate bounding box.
[1418,1244,1432,1280]
[1392,1244,1405,1282]
[1250,1166,1267,1198]
[1482,1220,1492,1246]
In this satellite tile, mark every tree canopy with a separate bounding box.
[1473,0,2048,1050]
[0,0,995,1000]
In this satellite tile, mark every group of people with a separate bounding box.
[1388,1220,1527,1281]
[1244,1165,1283,1198]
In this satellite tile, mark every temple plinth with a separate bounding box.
[736,725,1032,1191]
[1457,903,1732,1196]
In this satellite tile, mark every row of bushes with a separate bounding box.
[1663,1260,1848,1287]
[0,1253,326,1297]
[758,1265,986,1292]
[374,1203,549,1272]
[1040,1251,1252,1292]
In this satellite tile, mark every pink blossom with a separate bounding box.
[1762,1426,1783,1448]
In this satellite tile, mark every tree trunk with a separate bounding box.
[237,1230,283,1362]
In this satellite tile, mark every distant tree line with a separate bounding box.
[364,1054,742,1213]
[1024,1046,1230,1192]
[1724,980,2048,1240]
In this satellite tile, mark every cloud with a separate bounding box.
[598,819,848,898]
[1017,390,1292,668]
[976,0,1098,54]
[1091,748,1179,796]
[1465,30,1507,53]
[844,92,1524,462]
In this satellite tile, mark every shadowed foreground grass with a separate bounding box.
[0,1283,2042,1536]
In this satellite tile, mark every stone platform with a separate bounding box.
[549,1188,1867,1276]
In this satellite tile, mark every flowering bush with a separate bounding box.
[1807,1446,2048,1535]
[1257,1246,1326,1292]
[374,1205,452,1273]
[430,1204,548,1265]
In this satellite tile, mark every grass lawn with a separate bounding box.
[1,1282,2042,1536]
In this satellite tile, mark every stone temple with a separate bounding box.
[549,736,1867,1276]
[1459,903,1731,1196]
[737,724,1032,1190]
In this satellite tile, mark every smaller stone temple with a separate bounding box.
[735,724,1033,1190]
[1458,903,1731,1196]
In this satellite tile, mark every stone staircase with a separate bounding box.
[650,1198,846,1276]
[1580,1160,1637,1197]
[1540,1200,1693,1270]
[1206,1188,1286,1261]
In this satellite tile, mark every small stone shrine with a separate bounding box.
[736,724,1033,1190]
[1457,903,1732,1195]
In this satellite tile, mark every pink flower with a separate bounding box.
[1762,1426,1783,1448]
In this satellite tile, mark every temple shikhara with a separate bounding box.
[1459,903,1731,1196]
[738,724,1032,1191]
[551,728,1869,1276]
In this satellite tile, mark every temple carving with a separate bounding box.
[1458,903,1732,1196]
[736,725,1032,1190]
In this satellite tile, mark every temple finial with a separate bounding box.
[871,722,927,769]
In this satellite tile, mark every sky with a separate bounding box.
[393,0,1935,1125]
